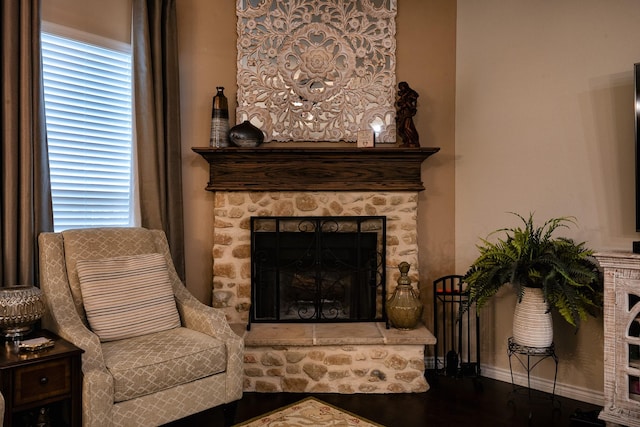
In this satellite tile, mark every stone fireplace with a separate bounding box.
[210,191,419,324]
[194,147,439,393]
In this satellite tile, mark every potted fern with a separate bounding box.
[463,213,602,348]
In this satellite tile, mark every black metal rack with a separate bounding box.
[507,337,558,398]
[433,275,481,378]
[507,337,560,418]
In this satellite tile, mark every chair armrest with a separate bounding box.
[174,287,238,341]
[39,233,107,373]
[83,369,114,426]
[53,315,106,374]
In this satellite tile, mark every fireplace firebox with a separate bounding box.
[249,216,386,329]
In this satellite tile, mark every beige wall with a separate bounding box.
[176,1,235,303]
[176,1,458,308]
[42,0,131,43]
[398,1,457,324]
[456,0,640,399]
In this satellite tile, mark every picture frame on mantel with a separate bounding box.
[235,0,398,144]
[357,130,375,148]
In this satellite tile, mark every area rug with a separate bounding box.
[233,397,386,427]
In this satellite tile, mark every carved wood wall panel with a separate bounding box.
[236,0,397,143]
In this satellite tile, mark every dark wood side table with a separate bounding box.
[0,330,83,427]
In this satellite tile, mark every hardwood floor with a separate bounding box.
[165,374,603,427]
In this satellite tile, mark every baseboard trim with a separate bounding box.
[479,364,604,407]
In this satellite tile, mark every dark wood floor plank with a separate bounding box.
[163,375,603,427]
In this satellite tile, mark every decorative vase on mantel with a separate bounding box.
[209,87,230,148]
[386,262,423,330]
[229,120,264,148]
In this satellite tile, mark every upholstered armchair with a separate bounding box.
[38,228,243,427]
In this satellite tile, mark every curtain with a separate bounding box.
[0,0,53,288]
[132,0,185,279]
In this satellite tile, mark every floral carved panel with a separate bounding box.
[236,0,397,143]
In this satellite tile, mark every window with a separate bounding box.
[41,31,134,232]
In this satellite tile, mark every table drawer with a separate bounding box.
[14,358,71,406]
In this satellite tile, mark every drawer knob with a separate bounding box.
[39,376,48,385]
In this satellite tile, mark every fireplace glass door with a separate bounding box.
[250,216,386,328]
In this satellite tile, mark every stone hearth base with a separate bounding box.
[231,322,436,394]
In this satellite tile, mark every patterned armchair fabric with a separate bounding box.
[38,228,244,427]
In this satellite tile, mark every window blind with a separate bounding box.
[41,32,133,232]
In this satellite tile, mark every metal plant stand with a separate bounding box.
[507,337,560,419]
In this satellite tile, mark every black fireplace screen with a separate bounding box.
[249,216,386,328]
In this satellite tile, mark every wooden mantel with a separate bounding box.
[192,146,440,192]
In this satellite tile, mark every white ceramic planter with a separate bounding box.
[512,287,553,348]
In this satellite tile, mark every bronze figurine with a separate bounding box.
[396,81,420,148]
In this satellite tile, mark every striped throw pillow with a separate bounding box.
[76,253,181,342]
